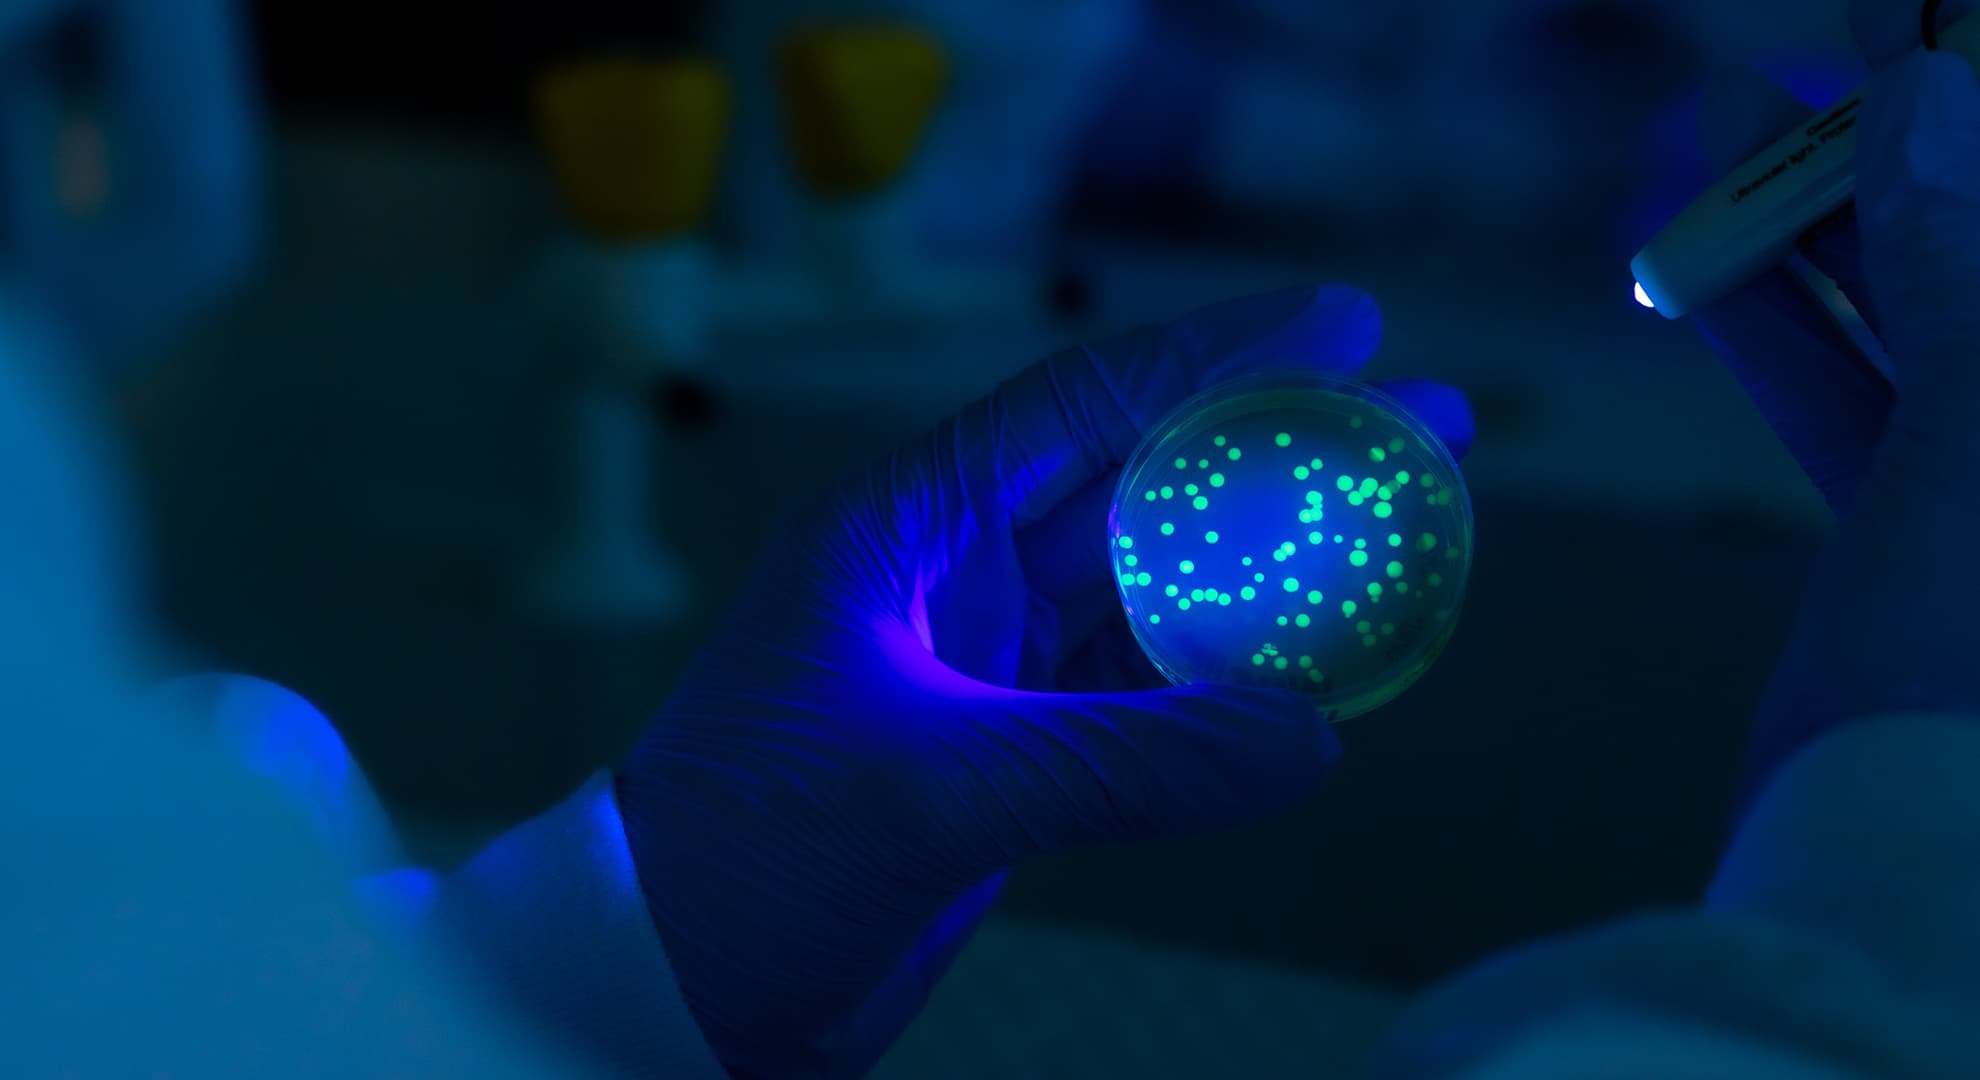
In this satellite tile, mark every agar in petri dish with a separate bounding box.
[1108,372,1474,720]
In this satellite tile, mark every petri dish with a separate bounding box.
[1108,372,1474,720]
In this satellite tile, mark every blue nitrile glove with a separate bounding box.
[1688,0,1980,797]
[615,286,1475,1079]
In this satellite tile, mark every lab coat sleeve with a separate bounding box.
[1362,711,1980,1078]
[166,674,726,1078]
[1707,711,1980,1004]
[357,772,730,1080]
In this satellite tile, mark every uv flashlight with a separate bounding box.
[1631,1,1980,320]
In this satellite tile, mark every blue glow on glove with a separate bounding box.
[615,286,1474,1078]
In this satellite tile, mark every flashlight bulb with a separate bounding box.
[1633,282,1655,309]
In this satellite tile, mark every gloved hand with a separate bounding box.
[616,285,1475,1078]
[1688,0,1980,793]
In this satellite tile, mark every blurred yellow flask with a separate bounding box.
[777,24,948,198]
[533,59,731,241]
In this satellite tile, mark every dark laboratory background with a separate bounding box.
[102,0,1865,1074]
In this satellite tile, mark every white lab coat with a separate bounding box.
[5,670,724,1077]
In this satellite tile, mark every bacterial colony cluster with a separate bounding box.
[1110,375,1474,720]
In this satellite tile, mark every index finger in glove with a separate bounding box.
[1815,0,1980,340]
[1854,0,1980,68]
[967,285,1384,527]
[1856,48,1980,410]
